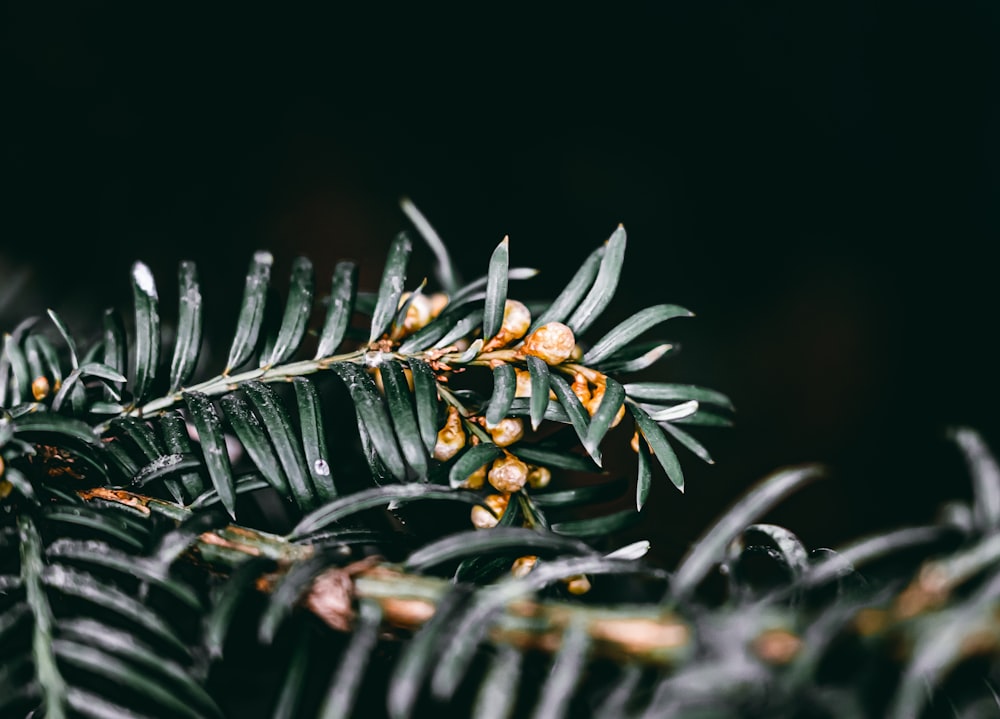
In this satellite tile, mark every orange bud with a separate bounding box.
[433,406,467,462]
[585,384,625,427]
[31,376,50,401]
[487,417,524,447]
[571,372,591,405]
[459,464,487,490]
[488,455,529,493]
[511,555,538,578]
[395,292,434,337]
[521,322,576,365]
[428,293,450,318]
[470,505,497,529]
[371,366,414,394]
[514,368,532,398]
[527,465,552,489]
[471,493,510,529]
[612,404,626,427]
[484,300,532,351]
[565,575,592,595]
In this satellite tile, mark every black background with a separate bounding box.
[3,2,999,565]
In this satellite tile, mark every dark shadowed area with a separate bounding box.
[3,2,999,565]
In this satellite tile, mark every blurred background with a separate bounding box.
[3,2,998,565]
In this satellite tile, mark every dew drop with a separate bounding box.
[314,459,331,476]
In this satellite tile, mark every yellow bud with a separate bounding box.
[514,368,532,398]
[612,404,626,427]
[527,465,551,489]
[565,575,592,595]
[585,388,600,415]
[487,417,524,447]
[394,293,434,338]
[470,505,498,529]
[485,493,510,514]
[0,480,10,500]
[31,376,50,401]
[459,464,487,490]
[371,366,414,394]
[471,493,510,529]
[428,293,450,318]
[522,322,576,365]
[500,300,531,340]
[515,369,557,401]
[753,629,802,665]
[433,407,467,462]
[571,372,591,405]
[631,431,653,455]
[488,455,529,493]
[511,555,538,578]
[484,300,532,351]
[585,384,625,427]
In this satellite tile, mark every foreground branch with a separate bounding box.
[80,487,692,666]
[78,487,1000,675]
